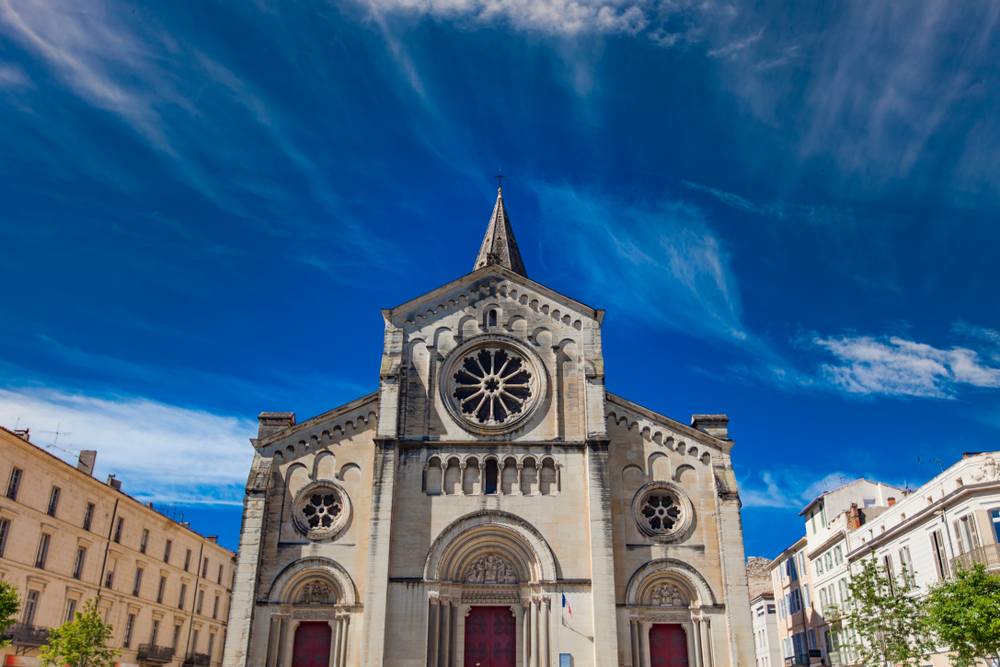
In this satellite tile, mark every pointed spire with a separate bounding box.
[474,188,528,278]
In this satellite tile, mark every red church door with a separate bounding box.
[463,606,516,667]
[649,624,689,667]
[292,622,332,667]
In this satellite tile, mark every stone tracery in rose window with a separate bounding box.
[640,492,682,533]
[302,490,343,530]
[292,481,351,540]
[451,347,532,425]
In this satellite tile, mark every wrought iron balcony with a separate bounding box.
[0,623,50,647]
[784,654,810,666]
[137,644,175,663]
[184,653,210,667]
[950,543,1000,573]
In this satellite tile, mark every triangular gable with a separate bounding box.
[254,392,379,455]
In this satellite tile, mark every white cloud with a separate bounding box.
[532,181,748,344]
[0,387,257,505]
[0,61,30,88]
[739,470,869,509]
[813,334,1000,399]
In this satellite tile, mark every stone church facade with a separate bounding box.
[222,190,755,667]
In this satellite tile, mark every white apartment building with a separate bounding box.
[847,451,1000,667]
[750,593,779,667]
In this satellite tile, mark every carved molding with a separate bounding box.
[970,456,999,482]
[460,587,521,605]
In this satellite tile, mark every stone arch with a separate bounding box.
[673,464,696,483]
[267,556,358,606]
[648,452,670,481]
[313,451,336,481]
[286,463,310,497]
[424,511,559,583]
[625,559,716,607]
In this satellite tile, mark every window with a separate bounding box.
[819,588,828,609]
[789,588,802,614]
[197,590,204,615]
[484,459,499,494]
[35,533,51,569]
[785,556,798,581]
[141,529,149,554]
[64,599,77,623]
[0,518,10,558]
[202,557,208,578]
[150,619,160,645]
[883,555,896,594]
[208,634,215,659]
[213,595,220,620]
[931,530,950,580]
[6,467,22,501]
[992,510,1000,542]
[124,614,135,648]
[803,583,811,608]
[191,630,199,654]
[488,309,497,327]
[825,553,833,570]
[863,497,875,508]
[179,583,187,609]
[23,591,38,624]
[899,545,914,583]
[105,569,115,588]
[184,549,191,572]
[164,539,172,563]
[73,547,87,579]
[767,605,775,614]
[834,546,843,564]
[218,564,223,585]
[83,503,94,531]
[172,625,182,651]
[808,629,817,651]
[114,517,124,543]
[956,515,980,553]
[157,576,167,604]
[133,568,144,596]
[815,558,824,575]
[47,487,61,517]
[797,551,806,574]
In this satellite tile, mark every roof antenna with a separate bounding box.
[495,167,506,193]
[917,457,925,484]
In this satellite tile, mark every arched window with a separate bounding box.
[485,460,499,495]
[488,309,498,328]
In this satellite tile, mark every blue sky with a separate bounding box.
[2,0,1000,558]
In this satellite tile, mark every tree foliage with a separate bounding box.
[923,564,1000,667]
[841,558,935,667]
[0,581,21,649]
[40,597,120,667]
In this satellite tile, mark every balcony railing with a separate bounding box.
[784,655,810,666]
[0,623,51,647]
[137,644,175,663]
[184,653,210,667]
[951,543,1000,573]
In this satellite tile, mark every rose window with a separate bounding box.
[302,491,342,529]
[631,482,693,542]
[292,481,351,540]
[640,493,682,532]
[452,347,532,425]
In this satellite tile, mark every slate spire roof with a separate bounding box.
[474,187,528,277]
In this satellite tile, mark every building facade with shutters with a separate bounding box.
[0,426,235,667]
[222,189,756,667]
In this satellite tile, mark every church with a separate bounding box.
[222,188,755,667]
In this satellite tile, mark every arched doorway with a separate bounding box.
[292,622,332,667]
[463,606,516,667]
[649,624,688,667]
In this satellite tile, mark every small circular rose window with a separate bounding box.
[292,481,351,540]
[440,335,545,434]
[631,482,694,542]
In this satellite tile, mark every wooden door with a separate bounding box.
[649,624,689,667]
[463,606,516,667]
[292,622,332,667]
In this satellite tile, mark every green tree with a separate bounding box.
[924,563,1000,667]
[839,558,935,667]
[0,580,21,648]
[39,597,120,667]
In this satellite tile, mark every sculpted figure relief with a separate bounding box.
[297,580,333,605]
[650,584,686,607]
[464,555,518,584]
[971,456,999,482]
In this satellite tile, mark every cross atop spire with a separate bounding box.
[474,186,527,278]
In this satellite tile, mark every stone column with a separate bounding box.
[639,622,650,667]
[331,618,342,667]
[539,597,550,667]
[479,462,486,495]
[700,617,713,667]
[691,619,703,667]
[328,620,339,667]
[360,437,399,666]
[585,441,621,666]
[427,598,440,667]
[338,615,350,667]
[459,463,467,496]
[280,620,295,667]
[629,619,640,667]
[438,462,446,495]
[522,604,531,667]
[530,599,539,667]
[265,617,280,667]
[515,464,524,496]
[440,600,452,667]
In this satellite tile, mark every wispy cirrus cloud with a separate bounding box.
[0,387,257,505]
[738,470,865,509]
[531,181,748,344]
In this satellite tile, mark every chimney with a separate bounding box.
[849,503,861,530]
[207,536,218,544]
[258,412,295,440]
[77,450,97,476]
[691,414,729,440]
[106,474,122,491]
[888,497,896,507]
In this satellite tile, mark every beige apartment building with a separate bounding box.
[0,425,235,667]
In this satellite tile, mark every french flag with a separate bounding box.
[562,594,572,619]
